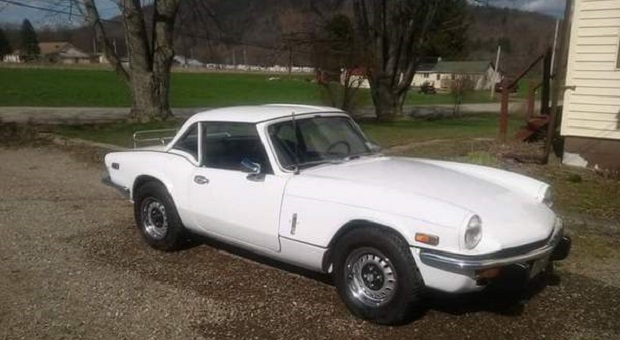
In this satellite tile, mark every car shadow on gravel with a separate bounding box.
[426,271,559,317]
[66,224,620,336]
[178,232,334,285]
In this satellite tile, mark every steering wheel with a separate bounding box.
[326,140,351,156]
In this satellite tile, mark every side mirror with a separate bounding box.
[241,158,261,175]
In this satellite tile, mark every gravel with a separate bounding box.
[1,145,619,339]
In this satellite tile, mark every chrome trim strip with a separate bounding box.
[419,226,563,273]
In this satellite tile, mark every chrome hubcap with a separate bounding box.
[345,248,397,307]
[141,198,168,240]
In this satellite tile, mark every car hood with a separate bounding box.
[293,156,555,248]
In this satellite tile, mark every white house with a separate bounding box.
[561,0,620,170]
[412,61,499,91]
[2,51,23,63]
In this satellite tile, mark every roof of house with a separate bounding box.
[433,61,493,74]
[39,42,70,55]
[417,63,436,72]
[39,42,90,58]
[187,104,346,124]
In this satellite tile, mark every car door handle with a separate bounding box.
[194,175,209,185]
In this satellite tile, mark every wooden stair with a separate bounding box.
[515,115,550,142]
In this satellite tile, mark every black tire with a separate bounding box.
[333,227,425,325]
[133,181,185,251]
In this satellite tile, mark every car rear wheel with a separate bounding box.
[133,181,185,251]
[333,227,425,325]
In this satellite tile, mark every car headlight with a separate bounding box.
[464,215,483,250]
[542,187,553,207]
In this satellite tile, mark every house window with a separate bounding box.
[423,73,429,78]
[436,74,440,80]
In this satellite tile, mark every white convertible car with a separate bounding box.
[103,104,570,325]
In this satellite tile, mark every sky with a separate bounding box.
[0,0,119,27]
[0,0,567,27]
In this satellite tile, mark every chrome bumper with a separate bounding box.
[419,229,570,273]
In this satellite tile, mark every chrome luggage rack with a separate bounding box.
[132,129,178,148]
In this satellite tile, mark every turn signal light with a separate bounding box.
[415,233,439,246]
[476,267,501,279]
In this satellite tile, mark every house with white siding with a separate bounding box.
[411,61,499,91]
[562,0,620,170]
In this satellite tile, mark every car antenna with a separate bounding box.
[292,111,300,175]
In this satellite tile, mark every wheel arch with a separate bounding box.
[132,175,170,200]
[321,219,410,273]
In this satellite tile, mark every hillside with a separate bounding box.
[2,1,558,76]
[176,1,558,75]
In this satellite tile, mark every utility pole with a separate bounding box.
[550,19,560,77]
[543,0,573,164]
[490,45,502,99]
[243,46,247,66]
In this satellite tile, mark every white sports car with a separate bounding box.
[103,104,571,325]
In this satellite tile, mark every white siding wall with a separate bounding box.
[562,0,620,140]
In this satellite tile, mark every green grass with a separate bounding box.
[0,67,497,108]
[360,114,522,147]
[55,120,182,147]
[54,113,523,148]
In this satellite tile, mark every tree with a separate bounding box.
[313,14,363,111]
[353,0,468,119]
[449,74,474,117]
[0,27,11,59]
[79,0,184,121]
[20,19,40,61]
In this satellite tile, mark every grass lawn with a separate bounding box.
[0,67,497,108]
[54,113,523,149]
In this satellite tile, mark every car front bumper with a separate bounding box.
[412,227,571,293]
[419,234,571,273]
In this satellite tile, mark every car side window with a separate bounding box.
[172,123,199,160]
[201,122,273,174]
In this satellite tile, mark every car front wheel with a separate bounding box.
[133,181,185,251]
[333,227,425,325]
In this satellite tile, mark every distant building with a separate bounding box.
[2,51,23,63]
[39,42,94,64]
[561,0,620,170]
[412,60,499,91]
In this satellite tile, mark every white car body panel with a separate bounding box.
[104,104,561,294]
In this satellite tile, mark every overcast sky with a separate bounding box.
[0,0,566,27]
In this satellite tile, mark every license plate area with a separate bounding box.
[529,256,550,279]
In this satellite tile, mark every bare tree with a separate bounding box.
[353,0,468,120]
[79,0,182,121]
[448,74,475,117]
[313,14,363,111]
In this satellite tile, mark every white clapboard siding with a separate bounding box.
[562,0,620,141]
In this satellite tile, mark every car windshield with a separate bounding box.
[268,115,378,170]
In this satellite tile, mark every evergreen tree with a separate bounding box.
[20,19,40,61]
[0,27,11,59]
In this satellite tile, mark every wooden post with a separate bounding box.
[527,80,536,120]
[543,0,573,164]
[541,47,552,115]
[499,79,509,143]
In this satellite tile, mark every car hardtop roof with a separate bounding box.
[186,104,346,124]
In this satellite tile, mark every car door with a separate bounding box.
[187,121,286,251]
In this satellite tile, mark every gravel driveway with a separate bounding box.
[1,146,619,339]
